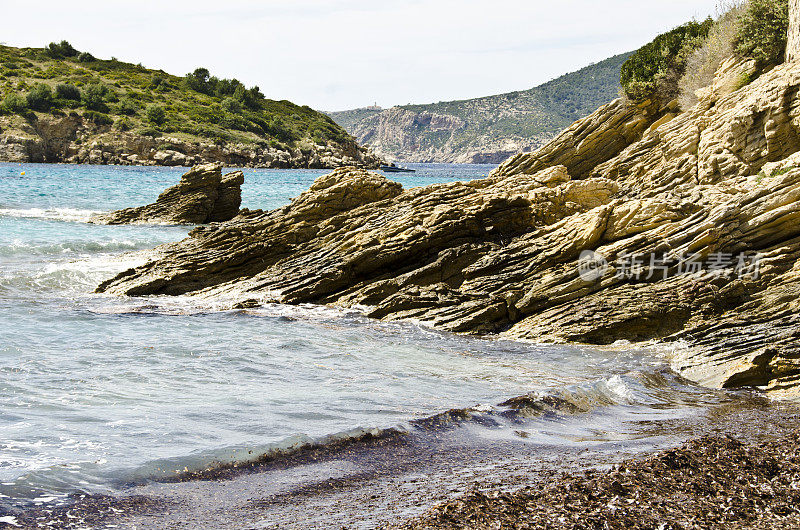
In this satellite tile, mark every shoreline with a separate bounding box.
[3,383,798,529]
[395,425,800,529]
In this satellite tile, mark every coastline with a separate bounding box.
[0,116,382,170]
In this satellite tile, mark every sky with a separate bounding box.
[1,0,723,111]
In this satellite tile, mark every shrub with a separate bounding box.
[138,127,160,137]
[184,67,212,94]
[214,77,241,98]
[82,82,108,111]
[83,110,113,126]
[45,40,78,59]
[736,0,789,65]
[2,92,26,113]
[184,67,265,108]
[55,83,81,101]
[115,117,132,131]
[26,83,54,111]
[150,75,167,90]
[679,5,745,110]
[145,103,166,125]
[621,18,714,102]
[77,52,95,63]
[221,96,241,113]
[115,96,138,115]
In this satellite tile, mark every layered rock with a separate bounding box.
[97,59,800,397]
[91,163,243,225]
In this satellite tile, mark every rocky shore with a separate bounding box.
[0,113,382,169]
[94,53,800,397]
[393,431,800,529]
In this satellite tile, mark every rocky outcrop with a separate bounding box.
[91,163,243,225]
[0,114,382,169]
[97,59,800,397]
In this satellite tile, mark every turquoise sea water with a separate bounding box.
[0,162,745,510]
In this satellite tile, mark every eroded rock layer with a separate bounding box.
[91,163,243,225]
[98,61,800,396]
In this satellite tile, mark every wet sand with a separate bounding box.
[4,393,800,529]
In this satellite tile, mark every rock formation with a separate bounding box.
[91,163,243,225]
[97,56,800,397]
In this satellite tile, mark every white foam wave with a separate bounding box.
[0,207,102,223]
[604,375,634,402]
[0,238,151,257]
[0,251,154,295]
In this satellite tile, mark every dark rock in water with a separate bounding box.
[91,163,243,225]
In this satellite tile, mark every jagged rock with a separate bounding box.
[493,98,677,181]
[97,59,800,397]
[91,163,243,225]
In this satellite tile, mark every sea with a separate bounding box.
[0,162,757,514]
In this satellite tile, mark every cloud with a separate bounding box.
[1,0,721,110]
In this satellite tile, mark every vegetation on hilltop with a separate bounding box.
[678,5,746,110]
[735,0,789,65]
[402,52,630,136]
[0,41,355,151]
[624,0,790,106]
[620,19,714,103]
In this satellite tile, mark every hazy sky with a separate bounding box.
[2,0,722,111]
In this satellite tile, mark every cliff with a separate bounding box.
[0,44,381,168]
[327,53,630,164]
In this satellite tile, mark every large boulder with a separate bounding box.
[91,163,243,225]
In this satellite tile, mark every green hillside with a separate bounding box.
[0,41,370,167]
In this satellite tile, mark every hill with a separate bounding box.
[328,52,630,164]
[0,42,380,168]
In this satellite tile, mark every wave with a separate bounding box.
[0,367,746,513]
[0,252,152,296]
[138,369,735,485]
[0,238,154,258]
[0,208,102,223]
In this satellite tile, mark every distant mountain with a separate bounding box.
[328,52,631,164]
